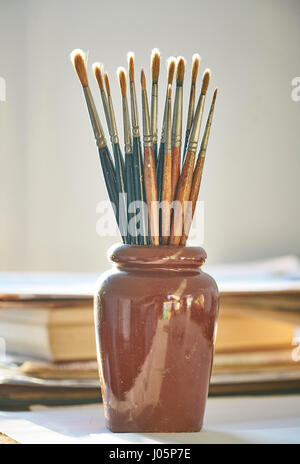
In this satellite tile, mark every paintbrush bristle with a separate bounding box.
[92,62,104,91]
[127,52,135,82]
[167,57,176,85]
[117,67,127,97]
[141,68,146,90]
[151,48,160,83]
[213,88,218,103]
[191,54,201,84]
[168,83,172,99]
[104,72,111,96]
[176,56,186,85]
[70,49,88,87]
[167,56,176,85]
[201,69,210,95]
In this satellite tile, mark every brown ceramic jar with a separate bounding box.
[94,245,219,433]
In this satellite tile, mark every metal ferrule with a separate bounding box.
[150,82,158,144]
[171,85,183,147]
[187,93,205,153]
[199,97,216,155]
[165,92,172,154]
[122,96,132,154]
[142,89,152,148]
[129,82,140,138]
[186,84,196,132]
[100,90,112,138]
[83,87,106,149]
[160,92,168,143]
[107,94,119,144]
[198,148,206,158]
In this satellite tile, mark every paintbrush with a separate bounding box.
[169,70,210,245]
[92,62,117,185]
[104,72,128,242]
[181,88,217,245]
[128,52,148,245]
[70,50,121,236]
[161,84,173,245]
[92,63,112,139]
[157,57,176,244]
[157,57,176,204]
[171,57,186,199]
[150,48,160,168]
[117,67,138,244]
[183,54,201,160]
[141,68,159,246]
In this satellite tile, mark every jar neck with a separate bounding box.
[108,244,207,271]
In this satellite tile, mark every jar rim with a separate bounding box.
[108,244,207,269]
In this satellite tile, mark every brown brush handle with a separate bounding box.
[180,156,205,245]
[161,151,172,244]
[144,146,159,245]
[171,146,181,200]
[169,150,196,246]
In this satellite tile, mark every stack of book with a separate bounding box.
[210,255,300,394]
[0,273,99,409]
[0,256,299,409]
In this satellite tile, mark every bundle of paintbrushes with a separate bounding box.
[71,49,218,246]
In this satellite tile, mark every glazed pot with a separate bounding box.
[94,245,219,433]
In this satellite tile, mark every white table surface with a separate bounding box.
[1,394,300,444]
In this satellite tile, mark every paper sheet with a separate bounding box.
[1,395,300,444]
[1,255,300,300]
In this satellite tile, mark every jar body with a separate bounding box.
[95,245,219,432]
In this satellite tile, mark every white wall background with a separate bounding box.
[1,0,299,273]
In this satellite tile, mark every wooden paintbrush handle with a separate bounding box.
[153,142,158,168]
[98,147,120,233]
[156,142,165,201]
[125,152,138,244]
[144,146,159,245]
[161,151,172,244]
[112,143,127,242]
[183,132,190,163]
[169,150,196,245]
[132,137,148,245]
[180,156,205,245]
[171,146,181,200]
